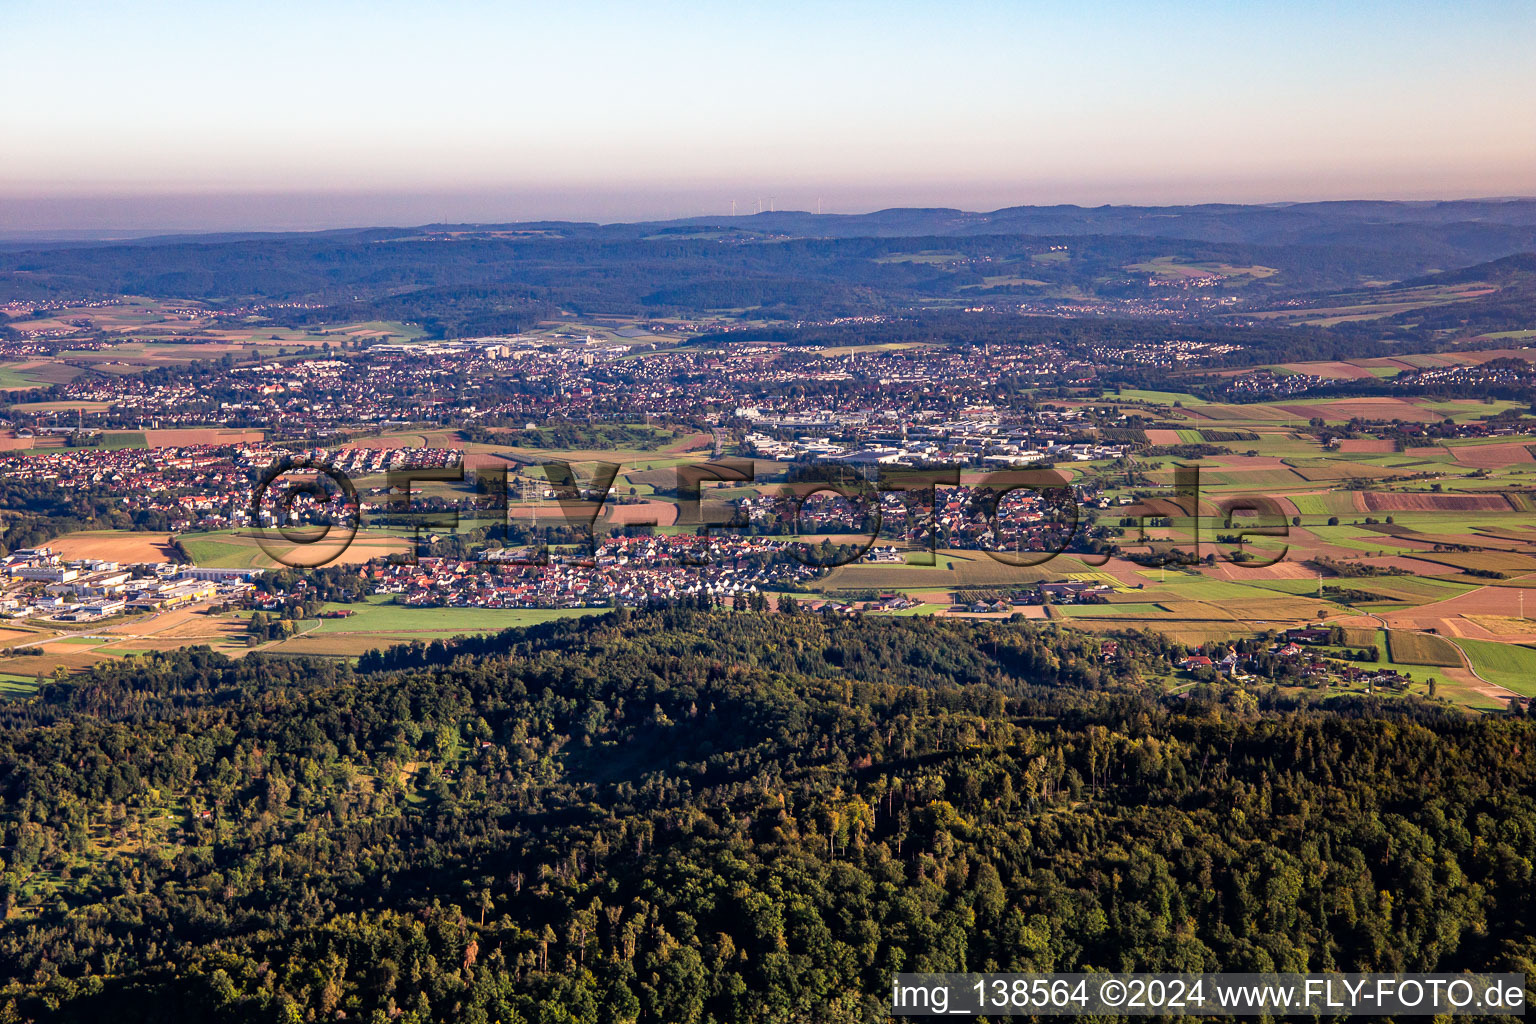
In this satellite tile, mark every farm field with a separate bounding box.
[1330,577,1475,602]
[0,361,82,389]
[1056,602,1166,617]
[4,298,423,350]
[1385,629,1463,667]
[1125,256,1277,280]
[309,596,607,635]
[48,530,179,561]
[1360,630,1450,679]
[1451,638,1536,697]
[142,428,265,446]
[0,599,613,680]
[0,604,252,682]
[813,550,1075,591]
[0,673,38,698]
[1285,492,1360,515]
[1098,390,1524,427]
[255,599,609,656]
[1110,388,1206,405]
[176,528,414,568]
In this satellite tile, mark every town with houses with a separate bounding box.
[1,332,1280,436]
[0,444,462,532]
[0,302,1530,706]
[1174,625,1424,692]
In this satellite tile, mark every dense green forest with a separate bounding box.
[0,611,1531,1022]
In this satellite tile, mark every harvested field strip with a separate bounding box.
[1405,551,1536,574]
[49,530,178,562]
[1154,600,1234,620]
[1472,527,1536,544]
[1355,523,1423,537]
[1463,615,1536,636]
[1361,492,1514,513]
[1186,405,1275,421]
[1057,603,1167,617]
[1385,630,1462,667]
[1443,441,1536,467]
[1154,581,1303,603]
[1156,627,1250,646]
[1244,579,1324,595]
[1201,469,1307,489]
[1064,572,1138,592]
[1330,577,1474,602]
[1284,460,1413,482]
[1050,615,1242,641]
[142,428,265,446]
[1217,597,1339,619]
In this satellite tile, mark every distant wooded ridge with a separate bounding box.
[2,199,1534,342]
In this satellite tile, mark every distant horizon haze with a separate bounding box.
[3,0,1533,234]
[4,184,1536,239]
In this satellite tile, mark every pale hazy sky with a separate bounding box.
[2,0,1534,231]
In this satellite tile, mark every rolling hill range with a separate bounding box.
[2,201,1533,340]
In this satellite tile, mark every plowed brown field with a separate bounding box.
[1360,492,1513,512]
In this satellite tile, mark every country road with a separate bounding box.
[1362,611,1517,705]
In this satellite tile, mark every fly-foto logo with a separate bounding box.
[245,456,1449,574]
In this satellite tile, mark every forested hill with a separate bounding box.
[0,611,1533,1023]
[658,198,1536,248]
[4,200,1536,335]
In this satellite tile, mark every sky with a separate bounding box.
[2,0,1534,232]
